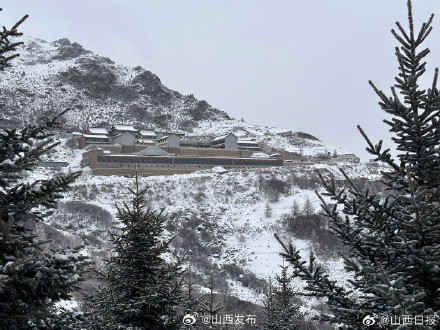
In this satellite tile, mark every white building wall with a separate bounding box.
[111,132,136,146]
[224,134,238,149]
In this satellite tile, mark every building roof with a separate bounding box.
[112,131,136,138]
[212,135,228,142]
[212,133,237,142]
[137,147,168,156]
[250,152,269,158]
[112,124,138,131]
[83,134,109,139]
[238,140,259,145]
[158,133,180,140]
[136,139,155,144]
[139,130,157,137]
[88,127,108,134]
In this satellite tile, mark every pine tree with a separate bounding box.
[181,268,210,329]
[87,174,185,329]
[182,269,202,317]
[277,0,440,327]
[199,276,224,329]
[0,9,88,329]
[0,9,27,70]
[261,278,278,330]
[302,196,314,216]
[291,200,300,216]
[261,263,303,330]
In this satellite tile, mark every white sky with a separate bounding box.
[2,0,440,160]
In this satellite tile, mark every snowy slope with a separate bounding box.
[34,139,384,315]
[1,35,380,319]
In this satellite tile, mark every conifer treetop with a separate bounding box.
[277,1,440,327]
[0,8,28,70]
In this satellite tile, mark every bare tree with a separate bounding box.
[302,196,314,216]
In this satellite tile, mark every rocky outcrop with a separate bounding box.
[0,36,230,130]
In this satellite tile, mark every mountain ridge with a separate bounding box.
[0,36,350,157]
[0,36,230,129]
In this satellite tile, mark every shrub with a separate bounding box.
[265,177,288,194]
[53,201,114,234]
[65,136,79,149]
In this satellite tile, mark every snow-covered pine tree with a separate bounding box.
[0,15,26,71]
[0,10,88,329]
[182,269,202,317]
[87,174,185,329]
[260,263,303,330]
[261,278,278,330]
[291,200,300,216]
[180,270,207,329]
[199,276,224,329]
[277,0,440,327]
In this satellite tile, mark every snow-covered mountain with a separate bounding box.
[2,36,383,324]
[0,37,229,128]
[0,36,350,157]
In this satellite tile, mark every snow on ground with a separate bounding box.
[2,36,386,319]
[27,139,383,313]
[250,152,270,158]
[190,119,352,157]
[54,298,78,311]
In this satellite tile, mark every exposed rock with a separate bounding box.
[53,38,72,46]
[1,37,251,131]
[131,70,173,106]
[295,131,321,141]
[58,58,138,102]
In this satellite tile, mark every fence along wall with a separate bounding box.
[91,153,283,176]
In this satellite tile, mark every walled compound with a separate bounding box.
[75,125,283,176]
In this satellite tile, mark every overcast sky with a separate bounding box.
[2,0,440,160]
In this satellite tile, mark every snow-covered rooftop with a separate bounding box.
[83,134,109,139]
[238,140,259,145]
[137,139,155,144]
[137,147,168,156]
[112,131,137,138]
[112,125,138,131]
[139,130,157,136]
[212,135,228,142]
[250,152,270,158]
[88,127,108,135]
